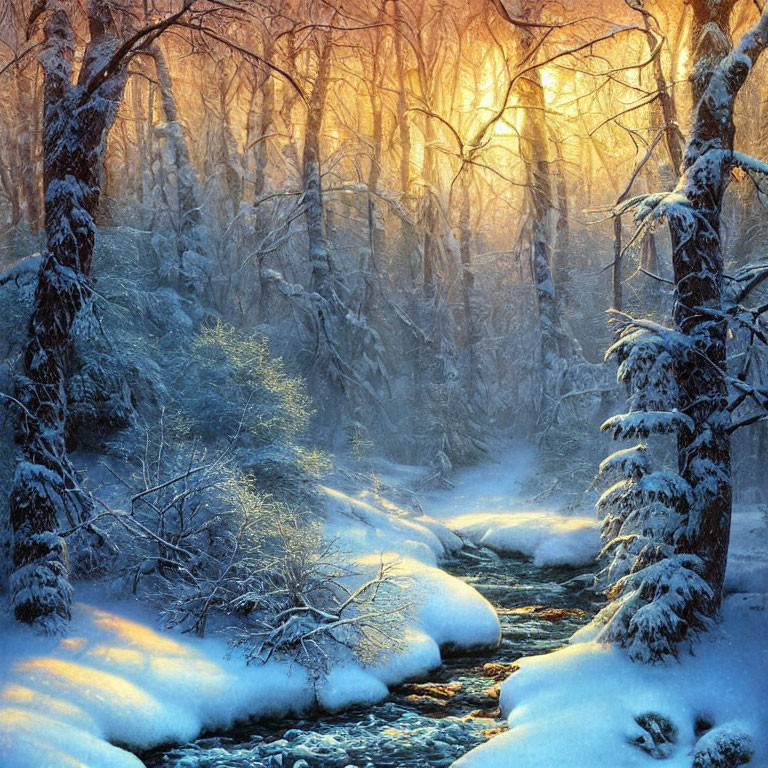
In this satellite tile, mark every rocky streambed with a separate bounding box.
[144,552,601,768]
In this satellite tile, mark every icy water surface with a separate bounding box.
[144,553,601,768]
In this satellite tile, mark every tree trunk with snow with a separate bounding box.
[553,143,570,308]
[392,0,412,203]
[458,175,476,354]
[668,9,760,612]
[516,35,560,385]
[688,0,738,105]
[10,0,187,631]
[15,58,42,229]
[10,2,132,631]
[150,44,204,290]
[598,9,768,660]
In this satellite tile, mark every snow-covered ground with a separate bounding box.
[453,504,768,768]
[372,445,602,567]
[0,598,313,768]
[1,449,553,768]
[1,446,664,768]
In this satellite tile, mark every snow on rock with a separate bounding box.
[448,510,600,567]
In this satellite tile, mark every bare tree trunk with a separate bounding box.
[553,141,569,307]
[612,215,623,312]
[641,231,659,275]
[216,65,242,215]
[251,39,276,321]
[517,37,559,370]
[0,150,21,226]
[130,76,150,205]
[392,0,411,202]
[632,4,684,174]
[15,60,42,228]
[150,44,203,289]
[303,35,333,300]
[252,41,274,206]
[281,31,301,177]
[365,9,386,300]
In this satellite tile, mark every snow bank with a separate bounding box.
[448,510,600,567]
[317,665,388,712]
[0,601,313,768]
[452,506,768,768]
[453,594,767,768]
[320,484,461,566]
[321,484,501,651]
[0,477,503,767]
[407,445,600,568]
[353,553,501,652]
[724,505,768,594]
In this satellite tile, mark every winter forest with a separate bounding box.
[0,0,766,766]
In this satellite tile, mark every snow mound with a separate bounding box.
[454,594,768,768]
[320,482,500,650]
[372,627,441,686]
[448,510,600,567]
[320,485,456,566]
[453,506,768,768]
[317,665,388,712]
[0,601,313,768]
[355,553,501,652]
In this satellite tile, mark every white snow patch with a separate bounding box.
[411,446,600,567]
[317,665,388,712]
[354,553,501,651]
[0,600,313,768]
[371,627,441,686]
[321,485,448,566]
[453,594,768,768]
[448,511,600,567]
[452,505,768,768]
[725,504,768,594]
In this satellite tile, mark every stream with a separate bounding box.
[144,552,602,768]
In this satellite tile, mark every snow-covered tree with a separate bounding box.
[596,5,768,660]
[8,0,191,632]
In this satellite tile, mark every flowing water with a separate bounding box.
[144,552,601,768]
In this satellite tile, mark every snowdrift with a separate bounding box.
[0,477,501,768]
[452,505,768,768]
